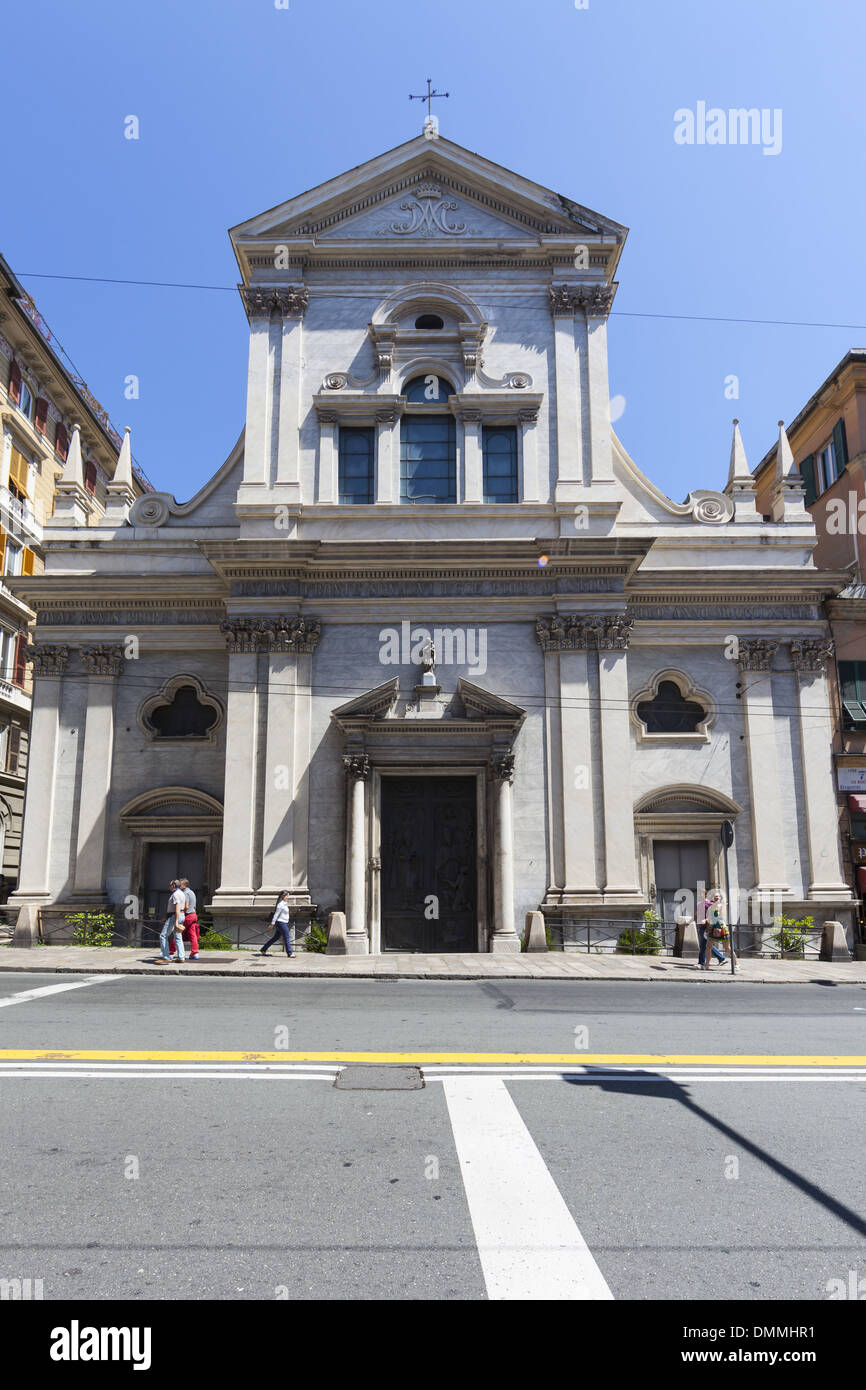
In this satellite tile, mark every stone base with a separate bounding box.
[345,934,370,955]
[489,933,521,954]
[820,921,852,962]
[674,921,701,959]
[325,912,348,956]
[12,904,40,948]
[523,911,548,953]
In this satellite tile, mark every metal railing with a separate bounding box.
[20,910,322,953]
[546,917,834,959]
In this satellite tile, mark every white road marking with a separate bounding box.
[0,976,119,1009]
[0,1061,864,1083]
[443,1075,613,1301]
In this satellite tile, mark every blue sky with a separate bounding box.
[4,0,864,500]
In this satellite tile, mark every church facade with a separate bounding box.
[9,131,856,950]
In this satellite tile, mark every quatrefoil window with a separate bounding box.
[636,680,706,735]
[139,675,224,744]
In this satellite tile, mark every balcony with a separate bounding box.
[0,676,30,713]
[0,487,40,545]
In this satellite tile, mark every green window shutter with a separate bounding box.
[832,418,849,477]
[799,453,817,506]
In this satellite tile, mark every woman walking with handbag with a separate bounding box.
[705,890,738,972]
[258,890,294,958]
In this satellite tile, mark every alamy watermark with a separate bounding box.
[674,103,782,157]
[379,621,487,676]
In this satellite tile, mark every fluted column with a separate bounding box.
[10,645,69,903]
[791,639,850,898]
[490,752,520,952]
[737,639,788,893]
[70,645,124,900]
[344,753,370,954]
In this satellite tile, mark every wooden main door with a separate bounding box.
[381,777,477,953]
[653,840,710,928]
[144,842,206,920]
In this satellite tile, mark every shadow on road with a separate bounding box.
[565,1073,866,1238]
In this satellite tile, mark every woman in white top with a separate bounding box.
[259,891,294,958]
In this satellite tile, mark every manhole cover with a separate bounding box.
[335,1066,424,1091]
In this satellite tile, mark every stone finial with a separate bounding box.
[736,638,779,672]
[791,637,834,673]
[63,422,85,488]
[725,419,759,522]
[770,420,808,523]
[102,426,136,525]
[49,422,90,527]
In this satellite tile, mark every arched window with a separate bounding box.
[636,680,706,734]
[414,313,444,330]
[403,374,453,403]
[401,375,456,504]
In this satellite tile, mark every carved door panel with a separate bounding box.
[381,778,476,953]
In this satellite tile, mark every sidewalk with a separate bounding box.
[1,945,865,982]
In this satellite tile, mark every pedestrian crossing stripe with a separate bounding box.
[1,1049,866,1066]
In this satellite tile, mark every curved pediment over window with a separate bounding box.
[631,669,714,742]
[138,675,224,745]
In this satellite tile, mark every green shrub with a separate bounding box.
[764,914,814,959]
[197,927,233,952]
[616,910,663,956]
[65,911,116,948]
[304,920,328,953]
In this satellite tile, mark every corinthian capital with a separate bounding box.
[736,638,779,672]
[343,753,370,781]
[535,613,632,651]
[241,285,309,319]
[27,643,69,677]
[80,644,125,677]
[260,616,322,654]
[790,637,834,673]
[549,283,615,318]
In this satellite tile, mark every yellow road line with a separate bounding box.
[0,1050,865,1066]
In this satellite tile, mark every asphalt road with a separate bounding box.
[1,974,865,1301]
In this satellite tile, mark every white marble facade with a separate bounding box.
[10,132,855,949]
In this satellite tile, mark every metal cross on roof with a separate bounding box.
[409,78,449,120]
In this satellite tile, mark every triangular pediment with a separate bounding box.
[331,678,400,726]
[231,135,626,253]
[456,679,526,726]
[315,181,536,242]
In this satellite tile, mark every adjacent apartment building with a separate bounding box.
[0,252,146,895]
[755,350,866,939]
